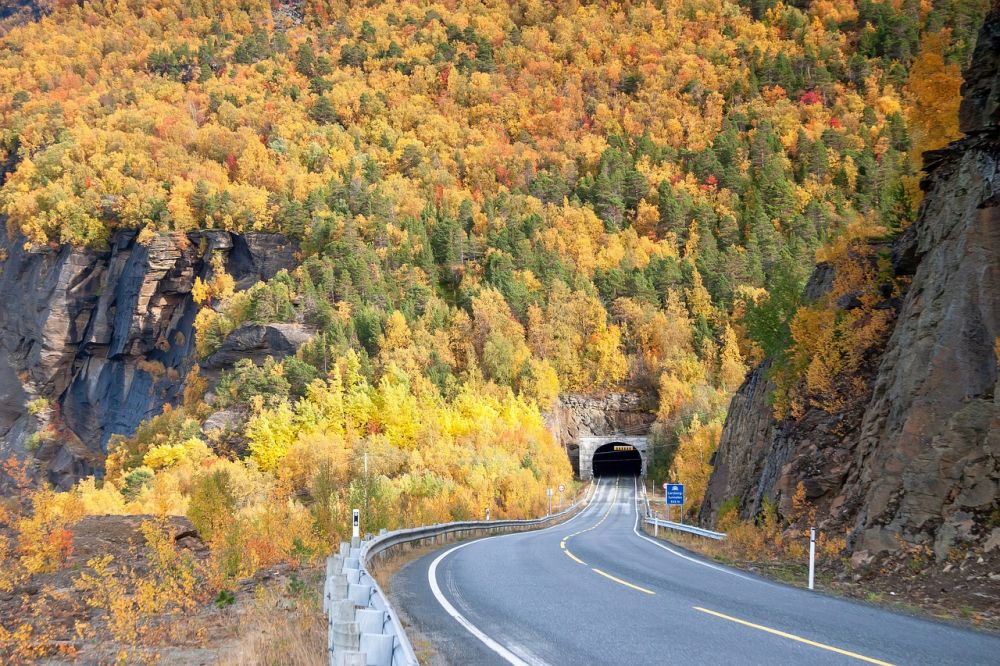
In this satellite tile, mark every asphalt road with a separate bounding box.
[389,476,1000,665]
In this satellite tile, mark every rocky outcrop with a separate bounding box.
[702,3,1000,561]
[0,226,298,488]
[203,322,313,370]
[700,261,877,525]
[0,1,47,36]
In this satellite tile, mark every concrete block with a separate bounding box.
[335,652,367,666]
[345,556,360,570]
[350,547,362,559]
[348,583,372,606]
[344,568,360,584]
[340,541,350,557]
[360,633,394,666]
[351,536,361,548]
[332,620,360,652]
[335,598,356,622]
[355,608,386,634]
[329,573,349,602]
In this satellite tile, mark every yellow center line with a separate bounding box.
[561,479,620,565]
[693,607,895,665]
[558,478,655,595]
[592,568,655,595]
[562,546,585,565]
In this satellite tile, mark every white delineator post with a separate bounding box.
[352,508,360,540]
[808,527,816,590]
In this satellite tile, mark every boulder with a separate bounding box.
[203,323,312,370]
[202,408,243,436]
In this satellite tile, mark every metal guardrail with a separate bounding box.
[644,516,727,540]
[638,482,726,541]
[324,483,595,666]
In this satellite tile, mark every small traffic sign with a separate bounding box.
[558,484,565,493]
[662,482,668,490]
[547,487,553,497]
[666,483,685,505]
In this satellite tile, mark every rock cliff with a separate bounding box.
[702,2,1000,561]
[0,226,297,488]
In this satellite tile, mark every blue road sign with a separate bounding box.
[666,483,685,505]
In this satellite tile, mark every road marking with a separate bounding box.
[428,541,545,665]
[559,479,619,565]
[629,476,757,582]
[426,478,603,665]
[592,568,655,595]
[559,478,657,595]
[692,607,895,665]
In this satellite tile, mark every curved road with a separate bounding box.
[390,476,1000,665]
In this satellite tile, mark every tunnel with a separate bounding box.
[591,442,642,477]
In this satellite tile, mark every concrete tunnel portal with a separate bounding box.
[577,436,649,479]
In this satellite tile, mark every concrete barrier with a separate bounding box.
[360,633,394,666]
[324,482,596,666]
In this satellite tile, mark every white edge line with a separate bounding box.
[427,480,605,664]
[630,476,758,582]
[427,478,605,666]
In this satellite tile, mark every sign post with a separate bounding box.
[547,487,553,516]
[808,527,816,590]
[352,508,360,540]
[661,482,668,531]
[666,483,685,523]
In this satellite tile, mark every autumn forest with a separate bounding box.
[0,0,991,659]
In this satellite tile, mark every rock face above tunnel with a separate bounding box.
[547,393,655,475]
[700,4,1000,560]
[0,227,298,488]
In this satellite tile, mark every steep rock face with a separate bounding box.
[700,261,876,524]
[702,4,1000,560]
[0,227,298,488]
[853,141,999,555]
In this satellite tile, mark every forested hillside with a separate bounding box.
[0,0,992,659]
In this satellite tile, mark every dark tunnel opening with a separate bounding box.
[592,443,642,477]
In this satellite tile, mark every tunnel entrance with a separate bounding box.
[592,442,642,477]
